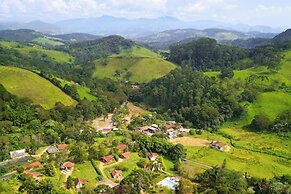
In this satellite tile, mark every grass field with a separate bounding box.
[58,78,97,101]
[104,152,140,181]
[0,40,73,64]
[33,37,64,46]
[93,46,177,83]
[0,66,75,109]
[71,161,98,186]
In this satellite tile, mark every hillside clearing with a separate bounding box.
[93,46,176,83]
[0,66,75,109]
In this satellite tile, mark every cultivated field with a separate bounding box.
[170,137,210,147]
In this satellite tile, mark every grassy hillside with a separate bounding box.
[205,49,291,126]
[0,66,75,109]
[32,37,64,46]
[0,40,73,64]
[93,46,177,83]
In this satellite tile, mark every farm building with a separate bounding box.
[210,141,227,151]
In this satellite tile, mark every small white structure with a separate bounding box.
[10,149,26,159]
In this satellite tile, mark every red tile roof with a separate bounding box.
[24,161,42,169]
[102,155,113,163]
[117,144,127,150]
[75,178,87,185]
[111,169,123,178]
[24,171,42,177]
[120,151,130,159]
[61,161,75,169]
[148,152,158,159]
[58,144,68,151]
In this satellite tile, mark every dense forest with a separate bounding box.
[131,67,244,130]
[168,38,284,71]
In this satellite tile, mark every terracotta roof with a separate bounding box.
[24,171,42,177]
[24,161,42,169]
[117,144,127,150]
[61,161,75,168]
[120,151,130,158]
[111,169,123,177]
[75,178,87,185]
[58,144,68,151]
[102,155,113,163]
[211,141,226,147]
[148,152,158,159]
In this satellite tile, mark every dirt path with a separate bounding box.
[99,158,124,179]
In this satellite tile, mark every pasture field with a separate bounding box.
[180,132,291,179]
[93,46,176,83]
[0,66,75,109]
[0,40,73,64]
[33,37,64,46]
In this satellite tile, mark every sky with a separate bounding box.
[0,0,291,27]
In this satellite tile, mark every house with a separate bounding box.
[10,149,26,159]
[111,169,123,180]
[117,144,127,151]
[210,141,227,151]
[24,171,42,182]
[24,161,43,170]
[47,145,58,154]
[61,161,75,171]
[179,127,190,133]
[120,151,130,159]
[148,152,158,161]
[57,144,68,151]
[101,155,113,163]
[75,178,87,189]
[102,128,111,134]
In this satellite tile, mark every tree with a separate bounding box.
[66,176,74,189]
[120,169,152,193]
[94,184,114,194]
[44,163,56,177]
[251,114,271,131]
[178,178,194,194]
[196,166,248,193]
[220,68,234,79]
[169,144,186,161]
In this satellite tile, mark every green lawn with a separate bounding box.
[71,161,98,186]
[34,146,49,155]
[45,168,66,188]
[93,46,177,83]
[104,152,141,181]
[162,156,177,175]
[0,66,76,109]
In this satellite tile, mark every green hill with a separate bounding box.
[93,46,177,83]
[206,50,291,126]
[0,40,74,64]
[0,66,76,109]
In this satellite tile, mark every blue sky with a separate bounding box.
[0,0,291,27]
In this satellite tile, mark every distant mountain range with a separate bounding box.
[136,28,277,49]
[0,15,285,38]
[0,29,102,43]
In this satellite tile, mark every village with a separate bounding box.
[0,103,229,193]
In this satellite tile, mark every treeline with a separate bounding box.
[131,67,245,130]
[134,136,186,161]
[251,110,291,133]
[168,38,284,71]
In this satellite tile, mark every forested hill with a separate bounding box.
[64,35,134,63]
[167,37,283,71]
